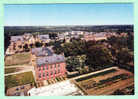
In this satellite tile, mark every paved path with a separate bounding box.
[71,66,118,80]
[5,69,33,76]
[5,64,32,69]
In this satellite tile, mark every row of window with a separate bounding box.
[38,64,60,71]
[38,69,61,78]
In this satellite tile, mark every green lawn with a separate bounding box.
[5,52,30,66]
[5,71,35,88]
[5,68,17,74]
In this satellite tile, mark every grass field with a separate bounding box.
[5,52,30,66]
[5,71,35,88]
[5,68,17,74]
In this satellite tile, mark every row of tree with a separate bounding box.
[53,33,134,73]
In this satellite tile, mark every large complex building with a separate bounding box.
[30,47,53,63]
[6,33,50,55]
[83,32,116,41]
[34,54,66,80]
[31,47,66,87]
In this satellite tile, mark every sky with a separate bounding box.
[4,4,134,26]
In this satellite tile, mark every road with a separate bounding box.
[71,66,118,80]
[5,64,32,69]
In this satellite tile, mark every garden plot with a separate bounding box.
[74,67,134,95]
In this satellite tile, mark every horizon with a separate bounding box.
[4,4,134,26]
[4,24,134,27]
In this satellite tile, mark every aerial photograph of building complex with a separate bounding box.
[4,4,134,96]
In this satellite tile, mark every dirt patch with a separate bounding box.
[5,52,31,66]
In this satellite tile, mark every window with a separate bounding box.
[38,67,41,71]
[58,69,60,73]
[43,73,45,77]
[51,71,53,75]
[43,67,45,70]
[51,65,53,69]
[46,65,48,70]
[18,45,22,48]
[46,72,49,76]
[58,64,60,67]
[39,74,41,78]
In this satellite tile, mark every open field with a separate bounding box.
[5,68,22,74]
[5,52,30,66]
[5,65,34,76]
[5,71,35,89]
[73,67,134,95]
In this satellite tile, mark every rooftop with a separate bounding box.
[11,36,24,42]
[36,54,65,66]
[31,47,53,57]
[28,80,83,96]
[38,35,49,41]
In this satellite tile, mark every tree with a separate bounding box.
[127,33,134,50]
[66,55,86,72]
[52,40,63,54]
[66,56,80,72]
[86,44,114,69]
[35,42,42,47]
[116,48,133,65]
[113,89,125,95]
[23,44,29,52]
[107,36,128,49]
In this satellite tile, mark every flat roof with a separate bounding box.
[28,80,82,96]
